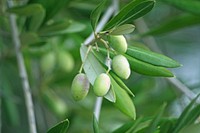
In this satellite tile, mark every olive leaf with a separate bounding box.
[126,46,181,68]
[90,0,107,31]
[161,0,200,15]
[104,0,155,30]
[109,24,135,35]
[144,104,166,133]
[111,77,136,119]
[125,54,174,77]
[47,119,69,133]
[142,14,200,36]
[7,4,45,31]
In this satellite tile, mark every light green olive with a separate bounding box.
[109,35,127,53]
[40,52,56,73]
[58,51,74,73]
[112,55,131,79]
[71,73,90,101]
[93,73,111,97]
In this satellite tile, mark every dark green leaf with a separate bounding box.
[171,95,200,133]
[145,104,166,133]
[38,20,70,36]
[126,46,181,68]
[142,14,200,36]
[104,0,155,30]
[125,54,174,77]
[112,117,143,133]
[111,77,136,119]
[90,0,107,31]
[47,119,69,133]
[161,0,200,15]
[93,114,99,133]
[7,4,45,31]
[179,123,200,133]
[28,0,70,22]
[110,71,134,97]
[109,24,135,35]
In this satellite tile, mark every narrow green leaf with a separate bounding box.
[126,46,181,68]
[142,14,200,36]
[20,32,40,45]
[111,77,136,119]
[90,0,107,31]
[110,71,134,97]
[104,0,155,30]
[112,117,143,133]
[179,123,200,133]
[125,54,174,77]
[47,119,69,133]
[161,0,200,15]
[145,103,166,133]
[109,24,135,35]
[93,114,100,133]
[171,95,200,133]
[7,4,45,31]
[38,20,70,36]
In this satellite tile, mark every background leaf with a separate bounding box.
[47,119,69,133]
[142,14,200,36]
[161,0,200,15]
[104,0,155,30]
[7,4,45,31]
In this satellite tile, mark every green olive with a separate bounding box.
[93,73,111,97]
[71,73,90,101]
[40,52,56,73]
[109,35,127,53]
[58,51,74,73]
[112,55,131,79]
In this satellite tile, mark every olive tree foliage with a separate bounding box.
[1,0,200,133]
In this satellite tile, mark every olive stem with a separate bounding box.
[7,1,37,133]
[78,45,92,73]
[135,18,198,101]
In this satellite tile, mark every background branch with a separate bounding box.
[7,1,37,133]
[134,18,197,101]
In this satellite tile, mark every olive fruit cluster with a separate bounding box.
[71,35,131,101]
[109,35,131,79]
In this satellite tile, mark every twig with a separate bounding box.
[7,1,37,133]
[134,18,197,101]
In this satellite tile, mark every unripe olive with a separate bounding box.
[93,73,111,97]
[71,73,90,101]
[40,52,56,73]
[112,55,131,79]
[58,51,74,73]
[109,35,127,53]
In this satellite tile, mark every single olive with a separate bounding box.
[109,35,127,53]
[71,73,90,101]
[93,73,111,97]
[112,55,131,79]
[40,52,56,73]
[58,51,74,73]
